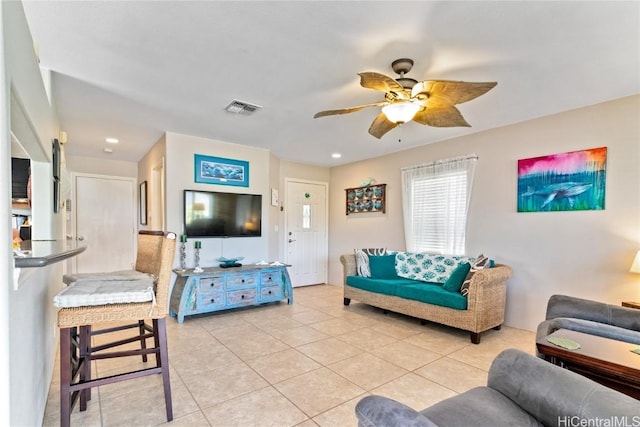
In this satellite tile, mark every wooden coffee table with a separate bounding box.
[536,329,640,399]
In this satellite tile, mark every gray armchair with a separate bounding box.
[536,294,640,354]
[355,349,639,427]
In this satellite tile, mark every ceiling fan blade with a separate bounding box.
[359,72,410,99]
[313,100,388,119]
[413,105,471,127]
[368,112,399,139]
[411,80,497,106]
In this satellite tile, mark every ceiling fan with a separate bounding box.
[313,58,497,139]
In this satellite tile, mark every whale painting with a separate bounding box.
[517,147,607,212]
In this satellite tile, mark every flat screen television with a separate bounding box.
[184,189,262,237]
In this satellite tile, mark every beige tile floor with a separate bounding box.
[43,284,536,427]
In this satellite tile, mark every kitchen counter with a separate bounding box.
[14,240,86,268]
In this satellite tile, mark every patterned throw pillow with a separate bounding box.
[460,254,493,296]
[396,252,476,283]
[354,248,387,277]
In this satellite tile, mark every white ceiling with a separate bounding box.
[21,1,639,167]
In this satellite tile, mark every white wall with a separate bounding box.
[164,132,272,265]
[139,135,332,270]
[66,154,137,178]
[268,153,281,259]
[2,2,62,426]
[280,160,331,185]
[138,133,166,231]
[329,95,640,331]
[0,5,11,423]
[155,134,332,269]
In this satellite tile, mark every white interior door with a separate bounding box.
[72,173,137,273]
[284,179,328,287]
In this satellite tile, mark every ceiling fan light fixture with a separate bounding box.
[396,77,418,90]
[314,58,496,139]
[382,102,420,124]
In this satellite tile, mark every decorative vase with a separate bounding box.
[194,247,203,273]
[179,243,187,270]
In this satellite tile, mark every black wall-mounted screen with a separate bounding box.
[11,157,30,199]
[184,190,262,237]
[52,138,60,180]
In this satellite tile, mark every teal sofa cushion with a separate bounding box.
[394,283,468,310]
[368,254,399,279]
[346,275,467,310]
[346,276,417,296]
[442,262,471,293]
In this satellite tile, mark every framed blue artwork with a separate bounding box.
[194,154,249,187]
[517,147,607,212]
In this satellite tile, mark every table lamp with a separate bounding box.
[624,251,640,309]
[630,250,640,274]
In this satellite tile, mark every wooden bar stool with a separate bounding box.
[55,231,176,427]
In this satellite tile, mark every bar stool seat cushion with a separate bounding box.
[63,270,153,285]
[54,277,155,308]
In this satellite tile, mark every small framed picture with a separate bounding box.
[345,183,386,215]
[194,154,249,187]
[139,181,148,225]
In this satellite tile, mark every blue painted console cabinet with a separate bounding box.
[169,264,293,323]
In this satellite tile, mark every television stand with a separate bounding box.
[169,264,293,323]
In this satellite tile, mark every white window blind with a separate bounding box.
[401,155,477,255]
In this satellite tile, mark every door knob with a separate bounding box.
[77,236,85,241]
[288,239,296,243]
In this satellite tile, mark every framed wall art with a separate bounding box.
[194,154,249,187]
[345,183,386,215]
[517,146,607,212]
[139,181,148,225]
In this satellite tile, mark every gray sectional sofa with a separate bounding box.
[536,294,640,355]
[355,349,640,427]
[340,253,513,343]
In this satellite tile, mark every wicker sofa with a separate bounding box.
[340,253,512,343]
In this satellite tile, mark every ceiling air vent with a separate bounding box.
[224,100,262,115]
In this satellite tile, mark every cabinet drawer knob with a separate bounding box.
[241,295,245,299]
[210,298,215,303]
[210,283,215,287]
[241,279,245,283]
[268,290,272,295]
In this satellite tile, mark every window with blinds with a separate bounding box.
[402,155,477,255]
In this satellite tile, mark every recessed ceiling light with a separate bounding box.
[103,148,113,153]
[332,153,342,158]
[105,137,119,144]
